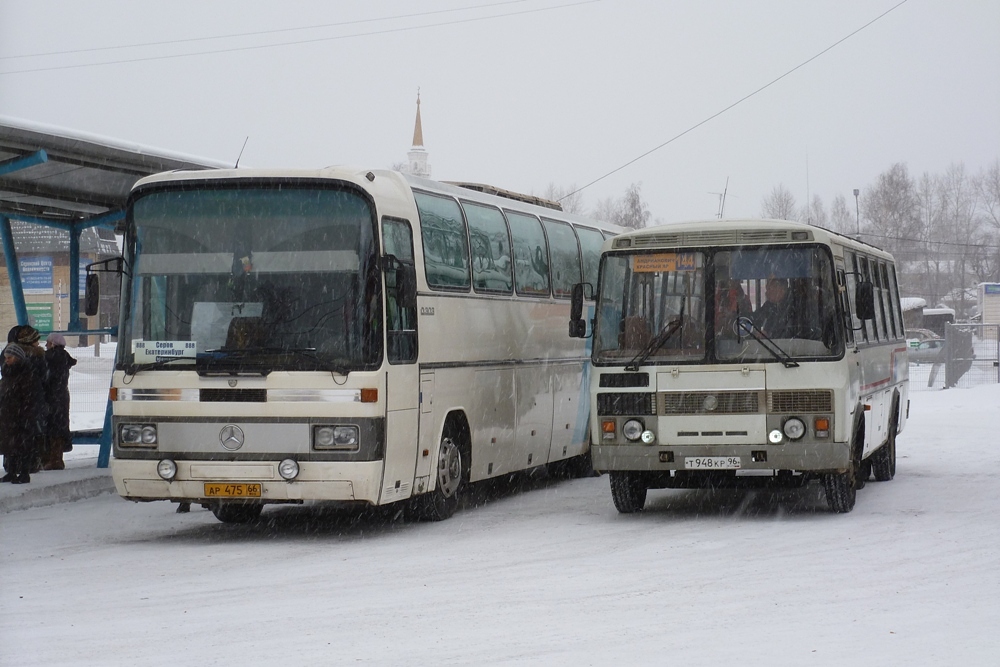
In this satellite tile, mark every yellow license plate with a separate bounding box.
[204,483,262,498]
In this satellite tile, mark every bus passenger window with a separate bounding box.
[542,218,581,298]
[463,202,512,293]
[414,192,470,290]
[505,211,550,296]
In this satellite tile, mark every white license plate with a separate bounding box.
[684,456,742,470]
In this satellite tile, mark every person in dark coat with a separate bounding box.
[0,342,46,483]
[42,333,77,470]
[751,278,793,338]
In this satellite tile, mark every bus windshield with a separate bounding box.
[594,245,842,365]
[118,184,382,372]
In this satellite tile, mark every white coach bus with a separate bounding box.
[569,219,908,513]
[97,167,619,522]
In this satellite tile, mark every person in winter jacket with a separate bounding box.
[0,341,45,483]
[0,326,48,483]
[42,333,77,470]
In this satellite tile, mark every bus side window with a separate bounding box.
[858,255,877,342]
[880,263,898,339]
[414,192,470,291]
[542,218,581,298]
[462,201,513,294]
[889,264,904,340]
[836,267,855,346]
[506,211,550,296]
[382,218,418,364]
[575,226,604,300]
[845,251,865,343]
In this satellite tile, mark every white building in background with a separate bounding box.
[405,91,431,178]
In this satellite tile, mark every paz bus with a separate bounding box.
[569,219,908,513]
[95,167,619,522]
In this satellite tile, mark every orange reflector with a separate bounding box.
[109,387,118,401]
[360,388,378,403]
[602,420,616,433]
[814,418,830,431]
[863,404,872,411]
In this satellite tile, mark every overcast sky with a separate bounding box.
[1,0,998,223]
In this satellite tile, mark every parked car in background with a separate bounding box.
[909,337,945,364]
[905,328,938,344]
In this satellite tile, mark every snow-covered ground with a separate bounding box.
[1,372,998,665]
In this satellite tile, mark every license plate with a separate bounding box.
[204,483,262,498]
[684,456,742,470]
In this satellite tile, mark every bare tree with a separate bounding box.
[863,163,920,257]
[829,194,854,235]
[590,182,651,229]
[761,185,797,220]
[618,182,651,230]
[802,194,828,228]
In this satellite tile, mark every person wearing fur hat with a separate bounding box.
[0,326,47,482]
[0,342,44,483]
[42,333,77,470]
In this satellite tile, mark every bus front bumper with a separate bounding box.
[111,459,384,505]
[591,441,850,473]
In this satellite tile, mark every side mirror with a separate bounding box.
[568,283,591,338]
[84,273,100,316]
[855,281,876,321]
[397,264,417,310]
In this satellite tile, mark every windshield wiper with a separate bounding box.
[197,347,350,376]
[121,355,197,377]
[625,317,684,372]
[735,317,799,369]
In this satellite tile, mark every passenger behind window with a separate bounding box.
[751,278,792,337]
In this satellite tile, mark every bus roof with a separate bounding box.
[609,218,893,259]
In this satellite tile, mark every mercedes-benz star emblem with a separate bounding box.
[219,424,245,451]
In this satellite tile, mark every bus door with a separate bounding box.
[380,218,420,503]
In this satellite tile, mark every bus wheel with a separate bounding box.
[871,410,897,482]
[211,503,263,524]
[610,471,647,513]
[824,424,862,513]
[414,436,462,521]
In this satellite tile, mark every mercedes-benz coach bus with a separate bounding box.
[97,167,619,522]
[569,219,908,513]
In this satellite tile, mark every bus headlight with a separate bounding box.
[278,459,300,480]
[156,459,177,481]
[622,419,644,442]
[313,425,360,451]
[768,429,783,444]
[640,430,656,445]
[782,418,806,441]
[120,423,157,447]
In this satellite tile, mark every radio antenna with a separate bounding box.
[235,136,249,168]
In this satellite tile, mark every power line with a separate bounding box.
[0,0,600,76]
[561,0,910,201]
[0,0,531,61]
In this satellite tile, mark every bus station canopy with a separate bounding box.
[0,116,228,227]
[0,116,229,335]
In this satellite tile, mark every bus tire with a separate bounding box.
[824,419,863,513]
[872,405,898,482]
[414,435,463,521]
[211,502,263,524]
[610,471,646,513]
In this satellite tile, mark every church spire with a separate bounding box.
[411,90,424,148]
[406,88,431,178]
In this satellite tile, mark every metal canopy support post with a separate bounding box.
[0,214,28,326]
[68,225,83,331]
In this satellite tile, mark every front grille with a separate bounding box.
[659,391,761,415]
[597,392,655,416]
[200,389,268,403]
[767,390,833,413]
